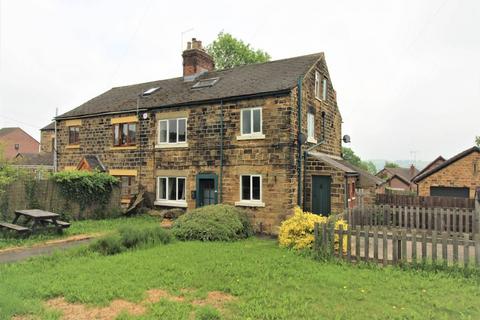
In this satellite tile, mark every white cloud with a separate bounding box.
[0,0,478,161]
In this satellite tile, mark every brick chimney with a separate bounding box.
[182,38,214,78]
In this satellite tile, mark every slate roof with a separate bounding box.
[78,155,106,172]
[309,151,358,174]
[380,167,419,183]
[412,155,445,180]
[339,161,384,188]
[14,152,54,166]
[413,146,480,183]
[56,53,323,119]
[41,122,55,130]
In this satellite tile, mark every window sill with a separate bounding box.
[235,200,265,208]
[307,137,317,144]
[154,200,188,208]
[155,142,188,149]
[236,134,265,141]
[66,144,80,149]
[110,146,137,151]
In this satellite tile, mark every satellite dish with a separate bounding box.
[142,113,149,120]
[342,135,351,143]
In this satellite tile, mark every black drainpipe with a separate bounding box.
[219,100,224,202]
[297,78,303,207]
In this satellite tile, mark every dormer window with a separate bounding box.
[192,77,219,89]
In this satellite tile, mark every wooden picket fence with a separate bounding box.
[348,205,478,236]
[313,223,480,267]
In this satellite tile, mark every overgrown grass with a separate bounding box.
[0,215,160,250]
[1,239,479,319]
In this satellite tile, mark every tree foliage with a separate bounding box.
[384,161,400,168]
[476,136,480,147]
[342,147,377,174]
[206,32,271,70]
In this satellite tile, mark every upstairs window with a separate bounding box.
[315,71,321,99]
[68,126,80,145]
[307,112,316,142]
[158,118,187,144]
[322,77,328,100]
[192,77,219,89]
[241,107,262,136]
[113,123,136,146]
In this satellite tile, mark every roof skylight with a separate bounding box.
[192,77,219,89]
[142,87,160,96]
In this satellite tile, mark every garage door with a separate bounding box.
[430,186,469,198]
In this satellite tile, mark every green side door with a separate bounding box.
[312,175,331,215]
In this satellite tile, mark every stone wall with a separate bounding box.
[417,152,480,198]
[40,129,55,153]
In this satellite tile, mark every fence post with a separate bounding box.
[314,222,319,250]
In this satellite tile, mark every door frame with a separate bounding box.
[311,175,332,215]
[195,173,218,207]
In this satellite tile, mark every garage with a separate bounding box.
[430,186,470,198]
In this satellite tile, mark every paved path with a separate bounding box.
[0,238,94,264]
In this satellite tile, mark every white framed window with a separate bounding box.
[315,71,321,99]
[238,107,265,140]
[307,112,316,143]
[155,176,187,207]
[235,174,265,207]
[157,118,187,147]
[322,77,328,100]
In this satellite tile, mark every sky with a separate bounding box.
[0,0,478,162]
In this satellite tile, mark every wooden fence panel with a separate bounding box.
[376,194,475,209]
[313,223,480,269]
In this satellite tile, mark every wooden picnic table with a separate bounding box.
[6,209,70,234]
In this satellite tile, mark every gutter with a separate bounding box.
[54,89,291,121]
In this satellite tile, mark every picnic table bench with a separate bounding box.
[0,209,70,235]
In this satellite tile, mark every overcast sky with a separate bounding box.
[0,0,478,161]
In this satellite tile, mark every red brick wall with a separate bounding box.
[0,129,39,159]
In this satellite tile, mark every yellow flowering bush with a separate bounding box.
[279,207,327,250]
[279,207,349,253]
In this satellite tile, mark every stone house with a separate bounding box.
[54,38,357,233]
[413,146,480,199]
[40,122,56,153]
[0,127,40,160]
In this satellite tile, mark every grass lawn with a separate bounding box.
[1,238,479,319]
[0,215,160,250]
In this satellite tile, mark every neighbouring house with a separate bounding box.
[340,161,384,206]
[376,165,419,194]
[12,152,54,176]
[413,146,480,199]
[40,122,56,153]
[0,127,40,160]
[54,37,356,233]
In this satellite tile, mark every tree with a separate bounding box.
[384,161,399,168]
[476,136,480,147]
[206,32,271,70]
[342,147,377,175]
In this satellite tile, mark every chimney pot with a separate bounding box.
[182,37,215,78]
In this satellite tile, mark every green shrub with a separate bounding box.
[51,171,119,211]
[89,235,125,255]
[172,205,252,241]
[196,306,221,320]
[119,225,172,248]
